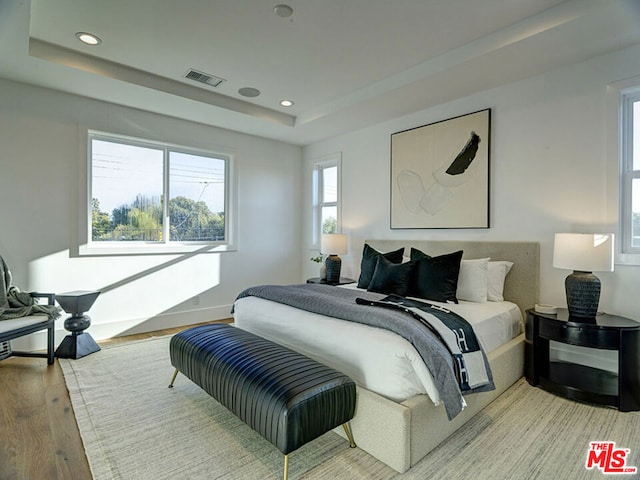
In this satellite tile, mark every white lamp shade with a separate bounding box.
[321,234,348,255]
[553,233,614,272]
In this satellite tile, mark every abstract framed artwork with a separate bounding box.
[390,108,490,229]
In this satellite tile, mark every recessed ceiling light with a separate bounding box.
[238,87,261,98]
[280,100,294,107]
[75,32,102,45]
[273,4,293,18]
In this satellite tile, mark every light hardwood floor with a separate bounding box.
[0,320,229,480]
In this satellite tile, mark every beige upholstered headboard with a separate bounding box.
[365,240,540,315]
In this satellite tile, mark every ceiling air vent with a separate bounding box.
[184,69,226,88]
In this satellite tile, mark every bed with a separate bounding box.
[233,240,540,473]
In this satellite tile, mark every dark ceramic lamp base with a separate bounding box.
[565,270,601,319]
[325,255,342,284]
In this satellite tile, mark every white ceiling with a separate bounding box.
[1,0,639,145]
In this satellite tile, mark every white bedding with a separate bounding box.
[232,290,522,406]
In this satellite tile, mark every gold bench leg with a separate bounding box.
[283,454,289,480]
[342,423,356,448]
[282,424,354,480]
[168,368,179,388]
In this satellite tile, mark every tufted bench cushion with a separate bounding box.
[168,323,356,478]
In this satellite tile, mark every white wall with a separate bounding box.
[0,79,303,350]
[303,44,640,321]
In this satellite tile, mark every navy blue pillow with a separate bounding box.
[367,256,415,296]
[357,244,404,289]
[409,248,463,303]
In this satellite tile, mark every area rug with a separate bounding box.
[60,335,640,480]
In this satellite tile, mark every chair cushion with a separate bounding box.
[0,314,50,334]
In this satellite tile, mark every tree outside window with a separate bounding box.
[90,133,228,244]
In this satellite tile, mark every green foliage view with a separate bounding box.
[322,216,337,234]
[92,195,224,242]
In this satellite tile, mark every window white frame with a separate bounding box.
[81,130,236,255]
[620,88,640,256]
[312,153,341,248]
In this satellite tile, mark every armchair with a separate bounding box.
[0,255,60,365]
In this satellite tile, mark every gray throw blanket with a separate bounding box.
[0,255,60,321]
[356,294,492,391]
[235,284,495,420]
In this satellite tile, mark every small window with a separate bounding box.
[312,154,341,246]
[88,132,231,250]
[620,90,640,255]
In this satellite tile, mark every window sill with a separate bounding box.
[615,253,640,267]
[78,242,236,256]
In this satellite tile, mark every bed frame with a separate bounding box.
[330,239,540,473]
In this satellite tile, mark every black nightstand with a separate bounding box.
[306,277,356,286]
[525,308,640,411]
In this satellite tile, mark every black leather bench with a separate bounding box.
[168,323,357,480]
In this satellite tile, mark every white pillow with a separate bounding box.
[487,261,514,302]
[456,258,490,303]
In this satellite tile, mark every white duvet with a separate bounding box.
[232,293,522,405]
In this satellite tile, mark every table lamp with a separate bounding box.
[552,233,614,319]
[321,234,348,284]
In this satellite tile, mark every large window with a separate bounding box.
[312,154,341,245]
[88,132,231,248]
[621,90,640,255]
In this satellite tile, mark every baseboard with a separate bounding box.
[7,305,232,353]
[104,305,233,337]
